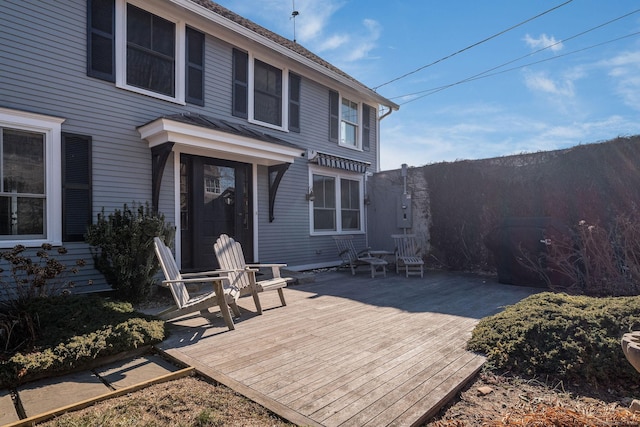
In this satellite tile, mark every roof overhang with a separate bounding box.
[138,117,303,166]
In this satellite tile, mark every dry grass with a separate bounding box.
[429,372,640,427]
[40,375,294,427]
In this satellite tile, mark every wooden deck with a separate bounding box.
[158,270,539,426]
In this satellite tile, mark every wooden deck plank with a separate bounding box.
[158,271,540,426]
[317,331,477,426]
[284,315,472,409]
[305,318,477,420]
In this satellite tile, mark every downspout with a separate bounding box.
[366,104,395,248]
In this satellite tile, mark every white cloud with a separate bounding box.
[523,71,574,97]
[599,50,640,111]
[523,33,563,53]
[214,0,381,76]
[378,107,640,171]
[312,18,382,65]
[294,1,345,42]
[316,34,350,52]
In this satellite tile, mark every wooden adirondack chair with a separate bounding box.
[153,237,240,330]
[214,234,288,314]
[333,235,387,278]
[391,234,424,278]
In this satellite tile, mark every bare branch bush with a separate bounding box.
[520,216,640,296]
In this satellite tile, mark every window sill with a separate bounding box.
[338,143,363,152]
[116,83,186,105]
[248,118,288,133]
[310,230,365,237]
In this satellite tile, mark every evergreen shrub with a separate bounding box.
[85,203,174,303]
[467,292,640,385]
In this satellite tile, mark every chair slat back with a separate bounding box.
[214,234,252,291]
[392,234,420,258]
[153,237,189,308]
[333,235,358,262]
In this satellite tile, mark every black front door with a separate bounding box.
[180,154,252,271]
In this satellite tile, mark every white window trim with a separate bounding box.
[248,53,289,132]
[115,0,186,105]
[0,108,64,248]
[308,165,364,236]
[338,95,362,151]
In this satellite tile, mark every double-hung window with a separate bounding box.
[126,4,175,97]
[310,168,363,234]
[0,108,63,247]
[329,90,374,151]
[340,98,358,147]
[87,0,205,105]
[232,49,300,131]
[254,60,282,126]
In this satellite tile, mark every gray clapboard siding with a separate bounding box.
[2,0,384,275]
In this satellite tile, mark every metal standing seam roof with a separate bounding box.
[155,113,302,150]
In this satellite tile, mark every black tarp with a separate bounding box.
[485,217,576,288]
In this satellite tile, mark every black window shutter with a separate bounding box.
[186,26,205,106]
[362,104,372,152]
[87,0,115,82]
[329,90,339,143]
[62,133,92,242]
[232,48,248,118]
[288,73,301,133]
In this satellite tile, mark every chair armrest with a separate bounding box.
[161,277,225,285]
[246,263,287,268]
[181,269,235,278]
[246,263,287,278]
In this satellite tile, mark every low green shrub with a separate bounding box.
[467,292,640,386]
[0,294,165,388]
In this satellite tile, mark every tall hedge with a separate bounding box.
[422,136,640,273]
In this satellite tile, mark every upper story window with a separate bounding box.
[126,4,175,97]
[254,60,282,126]
[87,0,204,105]
[232,49,301,132]
[329,90,374,151]
[340,98,358,147]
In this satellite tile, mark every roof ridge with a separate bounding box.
[187,0,359,85]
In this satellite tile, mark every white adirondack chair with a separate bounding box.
[391,234,424,278]
[214,234,288,314]
[333,235,387,278]
[153,237,240,330]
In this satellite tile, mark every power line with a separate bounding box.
[397,30,640,106]
[372,0,574,91]
[391,8,640,101]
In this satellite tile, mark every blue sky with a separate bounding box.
[214,0,640,171]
